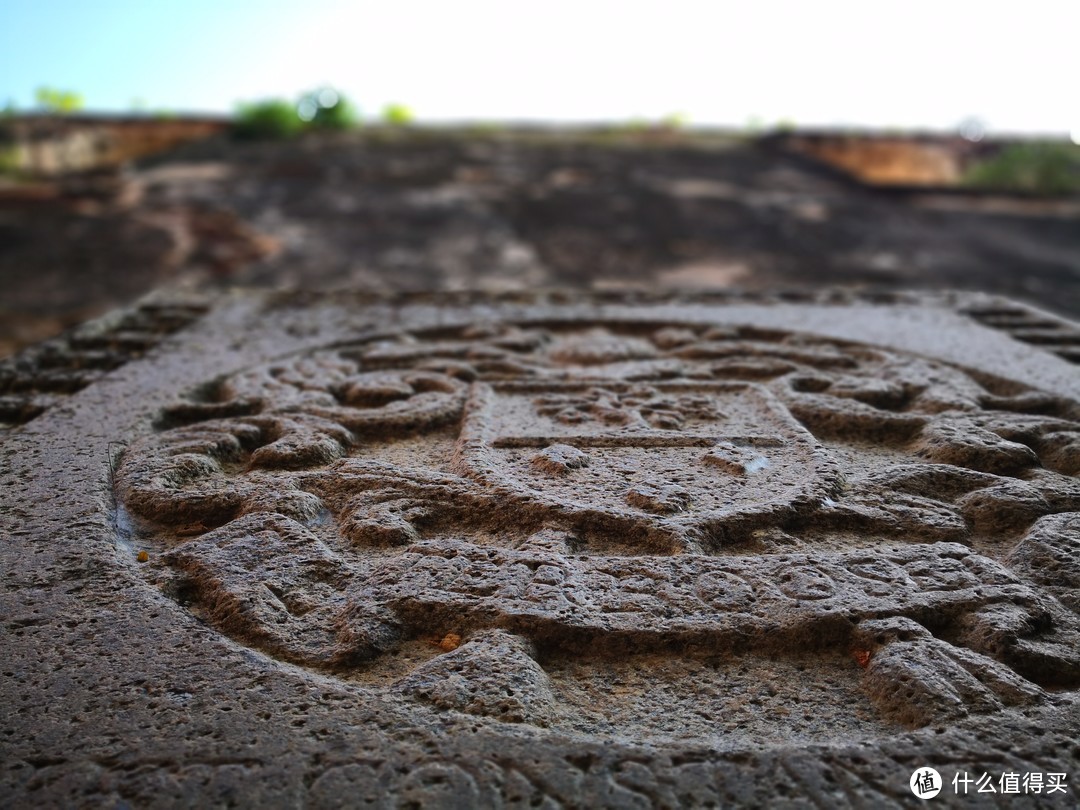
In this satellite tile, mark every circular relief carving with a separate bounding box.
[116,320,1080,748]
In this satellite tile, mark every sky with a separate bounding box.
[1,0,1077,136]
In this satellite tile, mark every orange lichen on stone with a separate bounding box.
[438,633,462,652]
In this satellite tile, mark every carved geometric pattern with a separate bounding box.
[0,301,208,428]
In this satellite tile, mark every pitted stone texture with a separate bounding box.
[395,630,557,725]
[5,291,1080,807]
[354,540,1049,653]
[0,299,208,428]
[112,314,1080,740]
[1009,513,1080,613]
[853,617,1044,727]
[162,512,355,667]
[963,299,1080,366]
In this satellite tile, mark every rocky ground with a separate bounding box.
[2,128,1079,356]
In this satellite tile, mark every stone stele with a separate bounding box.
[2,290,1080,808]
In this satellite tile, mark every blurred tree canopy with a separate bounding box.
[35,87,84,114]
[382,103,415,126]
[965,143,1080,195]
[234,87,359,139]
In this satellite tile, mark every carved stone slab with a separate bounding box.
[2,290,1078,807]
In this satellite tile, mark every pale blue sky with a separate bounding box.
[1,0,1076,135]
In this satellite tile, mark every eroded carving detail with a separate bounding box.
[116,321,1080,737]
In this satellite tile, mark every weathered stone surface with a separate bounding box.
[2,290,1079,807]
[8,132,1080,361]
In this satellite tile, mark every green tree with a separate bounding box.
[234,87,361,140]
[297,87,359,130]
[964,143,1080,195]
[233,99,304,139]
[35,87,84,114]
[382,103,414,126]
